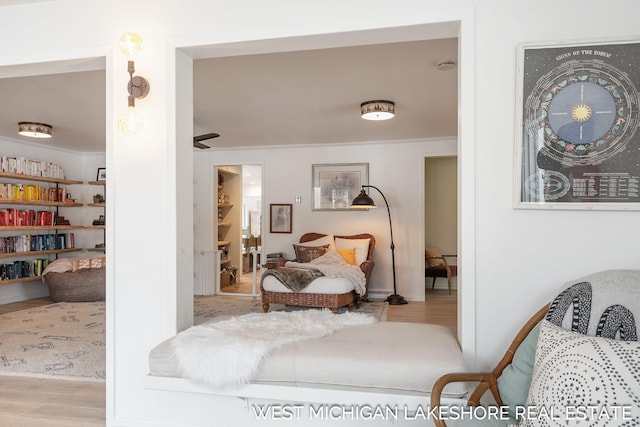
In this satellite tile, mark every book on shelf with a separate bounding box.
[265,252,283,262]
[0,258,49,281]
[0,183,69,202]
[0,156,65,179]
[0,232,75,253]
[0,208,57,227]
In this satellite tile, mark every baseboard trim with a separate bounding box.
[0,282,49,306]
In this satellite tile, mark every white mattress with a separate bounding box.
[261,274,354,294]
[149,320,467,398]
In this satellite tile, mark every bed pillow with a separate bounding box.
[519,319,640,426]
[41,258,73,275]
[298,234,336,252]
[335,238,370,266]
[336,248,357,265]
[293,244,329,263]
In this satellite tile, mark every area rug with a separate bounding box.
[0,302,105,381]
[173,309,377,388]
[194,295,388,325]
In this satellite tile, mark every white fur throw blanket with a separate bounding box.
[286,250,367,295]
[171,310,376,389]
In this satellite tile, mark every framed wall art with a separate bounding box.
[96,167,107,181]
[514,39,640,210]
[270,203,292,233]
[312,163,369,211]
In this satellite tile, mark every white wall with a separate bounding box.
[2,0,640,425]
[0,137,105,304]
[194,138,457,301]
[471,1,640,368]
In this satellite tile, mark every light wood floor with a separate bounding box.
[0,288,455,426]
[0,297,104,426]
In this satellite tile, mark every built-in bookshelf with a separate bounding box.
[0,168,103,284]
[86,180,106,252]
[217,167,240,287]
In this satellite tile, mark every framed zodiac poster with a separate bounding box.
[514,39,640,210]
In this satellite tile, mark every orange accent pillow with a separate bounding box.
[336,248,357,265]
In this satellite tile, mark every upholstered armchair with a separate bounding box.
[425,247,457,294]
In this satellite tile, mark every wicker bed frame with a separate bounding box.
[261,232,375,313]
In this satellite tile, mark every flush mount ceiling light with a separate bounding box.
[360,100,395,121]
[18,122,52,138]
[435,59,457,71]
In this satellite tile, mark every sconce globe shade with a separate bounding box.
[361,100,395,121]
[118,107,143,136]
[18,122,52,138]
[118,32,143,59]
[350,189,377,208]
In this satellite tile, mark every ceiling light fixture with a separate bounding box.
[360,100,395,121]
[435,59,457,71]
[117,32,150,136]
[18,122,52,138]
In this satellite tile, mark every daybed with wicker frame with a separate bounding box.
[260,232,375,313]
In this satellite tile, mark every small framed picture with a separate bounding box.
[96,167,106,181]
[270,204,292,234]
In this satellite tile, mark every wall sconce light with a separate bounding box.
[360,100,395,121]
[18,122,52,138]
[117,32,150,135]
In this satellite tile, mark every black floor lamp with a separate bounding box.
[351,185,408,305]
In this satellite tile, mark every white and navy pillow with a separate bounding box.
[520,320,640,426]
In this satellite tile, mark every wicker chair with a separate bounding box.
[432,270,640,426]
[430,304,549,426]
[261,232,375,313]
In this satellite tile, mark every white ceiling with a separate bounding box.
[0,38,457,152]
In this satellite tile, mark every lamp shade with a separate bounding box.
[349,190,376,209]
[18,122,52,138]
[361,100,395,120]
[350,189,377,208]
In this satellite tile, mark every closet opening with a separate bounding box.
[214,164,263,296]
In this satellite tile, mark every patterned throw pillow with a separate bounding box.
[293,244,329,263]
[71,256,106,272]
[299,234,336,252]
[519,320,640,426]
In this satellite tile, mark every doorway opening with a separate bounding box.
[424,155,458,326]
[215,164,263,296]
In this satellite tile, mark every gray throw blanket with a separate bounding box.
[284,250,367,295]
[261,267,325,292]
